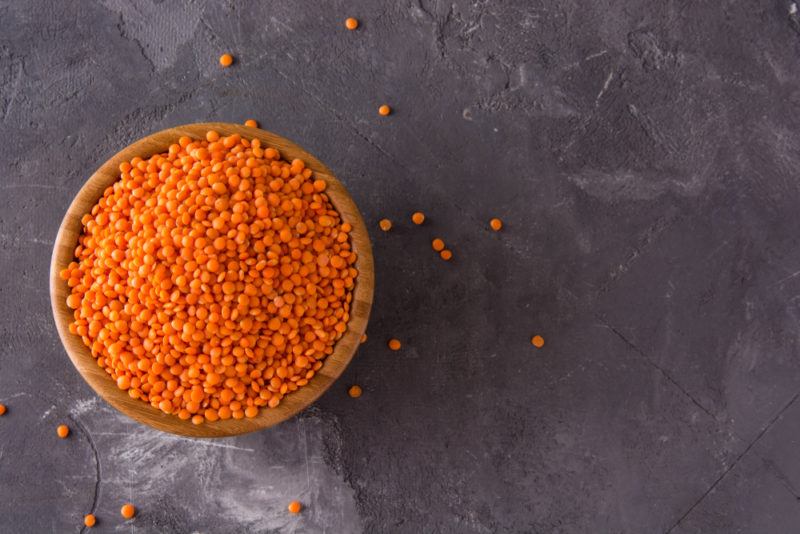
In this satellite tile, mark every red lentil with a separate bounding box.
[61,131,358,422]
[219,54,233,67]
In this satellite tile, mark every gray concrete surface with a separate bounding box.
[2,0,800,532]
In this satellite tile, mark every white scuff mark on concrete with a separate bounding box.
[0,233,54,247]
[790,2,797,15]
[159,435,256,453]
[72,397,100,415]
[595,70,614,106]
[41,405,57,419]
[568,169,706,201]
[70,398,363,532]
[0,392,31,402]
[0,183,68,191]
[585,50,608,61]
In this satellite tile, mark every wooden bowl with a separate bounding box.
[49,122,374,437]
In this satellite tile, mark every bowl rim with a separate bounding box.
[49,122,374,437]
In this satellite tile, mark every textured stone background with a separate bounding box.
[2,0,800,532]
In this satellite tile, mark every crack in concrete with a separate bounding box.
[69,415,101,534]
[602,321,716,420]
[113,13,156,74]
[757,454,800,501]
[664,391,800,532]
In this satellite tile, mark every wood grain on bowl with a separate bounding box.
[49,122,374,437]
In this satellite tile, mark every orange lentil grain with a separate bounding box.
[360,333,367,344]
[411,212,425,225]
[219,53,233,67]
[84,514,96,528]
[62,130,358,424]
[378,105,391,116]
[121,503,135,520]
[379,219,392,231]
[388,338,401,351]
[348,385,362,398]
[490,218,503,231]
[531,335,545,348]
[431,238,445,252]
[244,119,258,128]
[345,18,359,30]
[440,249,453,261]
[57,424,69,438]
[0,404,5,416]
[288,501,302,514]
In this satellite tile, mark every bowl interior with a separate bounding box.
[49,122,374,437]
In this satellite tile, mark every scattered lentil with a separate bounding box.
[388,338,401,351]
[411,212,425,225]
[345,18,359,30]
[378,105,391,116]
[531,335,545,348]
[84,514,96,528]
[57,424,69,438]
[440,249,453,261]
[219,53,233,67]
[379,219,392,231]
[431,238,445,252]
[0,404,5,416]
[121,503,135,519]
[244,119,258,128]
[489,218,503,231]
[288,501,302,514]
[348,385,362,398]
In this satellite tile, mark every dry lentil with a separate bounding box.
[219,53,233,67]
[61,130,358,422]
[121,503,135,519]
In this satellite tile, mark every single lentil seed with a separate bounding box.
[345,17,359,30]
[348,385,362,398]
[388,338,401,351]
[531,335,545,348]
[431,238,445,252]
[411,212,425,225]
[379,219,392,231]
[244,119,258,128]
[121,503,135,519]
[219,53,233,67]
[84,514,96,528]
[490,218,503,231]
[440,249,453,261]
[288,501,302,514]
[57,424,69,438]
[378,105,391,116]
